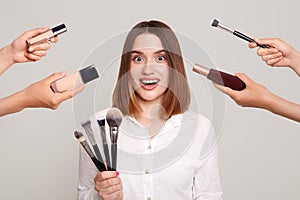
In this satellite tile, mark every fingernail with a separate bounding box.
[28,47,33,52]
[58,71,66,76]
[116,171,119,176]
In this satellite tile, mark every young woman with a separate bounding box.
[78,20,223,200]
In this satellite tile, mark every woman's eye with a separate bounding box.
[156,55,166,61]
[133,56,143,62]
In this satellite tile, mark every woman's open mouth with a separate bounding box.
[140,79,159,90]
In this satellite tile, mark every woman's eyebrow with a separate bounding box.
[130,49,166,55]
[130,50,143,55]
[154,49,166,54]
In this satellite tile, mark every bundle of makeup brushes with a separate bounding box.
[74,107,123,172]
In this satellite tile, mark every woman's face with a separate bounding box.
[129,33,169,104]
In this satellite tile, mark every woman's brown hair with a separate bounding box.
[112,20,190,119]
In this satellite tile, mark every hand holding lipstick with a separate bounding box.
[214,73,300,122]
[11,27,58,62]
[214,73,271,108]
[249,38,300,76]
[0,28,58,74]
[94,171,123,200]
[0,27,58,75]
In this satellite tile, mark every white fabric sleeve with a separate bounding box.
[192,145,223,200]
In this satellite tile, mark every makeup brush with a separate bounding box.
[106,107,123,171]
[211,19,269,48]
[193,63,246,91]
[97,118,111,169]
[81,119,105,168]
[74,131,106,172]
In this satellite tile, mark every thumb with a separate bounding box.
[22,27,50,39]
[253,38,275,47]
[55,85,85,103]
[212,82,225,92]
[45,71,66,84]
[212,81,235,96]
[53,90,73,104]
[248,41,257,49]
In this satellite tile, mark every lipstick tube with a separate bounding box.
[27,23,67,45]
[50,64,99,93]
[193,63,246,91]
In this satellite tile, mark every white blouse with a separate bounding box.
[77,108,223,200]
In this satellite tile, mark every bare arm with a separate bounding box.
[264,91,300,123]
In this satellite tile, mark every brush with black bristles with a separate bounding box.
[74,131,106,172]
[97,118,111,169]
[211,19,269,48]
[106,107,123,171]
[81,119,105,169]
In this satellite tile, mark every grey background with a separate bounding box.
[0,0,299,199]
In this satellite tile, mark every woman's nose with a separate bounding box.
[142,64,154,75]
[142,59,155,75]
